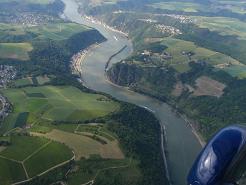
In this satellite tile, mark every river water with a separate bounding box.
[62,0,202,184]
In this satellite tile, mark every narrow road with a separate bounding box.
[12,152,75,185]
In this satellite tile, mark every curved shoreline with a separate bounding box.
[103,49,204,181]
[70,43,101,77]
[62,0,202,184]
[70,41,172,184]
[84,15,129,37]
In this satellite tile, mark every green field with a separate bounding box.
[0,0,54,4]
[192,16,246,40]
[0,23,90,41]
[29,23,90,41]
[148,2,203,12]
[0,86,119,134]
[36,75,51,85]
[0,135,73,183]
[0,43,33,61]
[0,22,90,61]
[28,120,123,161]
[32,128,124,160]
[67,158,141,185]
[0,136,49,161]
[85,0,122,7]
[148,0,246,14]
[29,122,122,161]
[214,0,246,14]
[77,124,100,133]
[0,158,26,185]
[0,23,26,36]
[14,78,33,87]
[0,126,128,184]
[160,37,242,73]
[24,141,73,177]
[77,124,116,141]
[223,65,246,79]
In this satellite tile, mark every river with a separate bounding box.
[62,0,202,184]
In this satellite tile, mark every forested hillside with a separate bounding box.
[79,0,246,140]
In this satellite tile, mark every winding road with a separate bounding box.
[62,0,202,184]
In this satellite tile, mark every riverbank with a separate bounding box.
[104,67,205,185]
[177,113,206,147]
[70,43,101,77]
[106,65,206,147]
[103,54,205,173]
[84,15,129,37]
[63,0,202,184]
[69,33,172,185]
[68,16,202,185]
[109,80,206,147]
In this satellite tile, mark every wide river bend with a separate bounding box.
[62,0,202,184]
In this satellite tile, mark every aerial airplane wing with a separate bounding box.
[188,125,246,185]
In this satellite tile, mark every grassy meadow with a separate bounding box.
[36,75,51,85]
[0,84,123,184]
[148,0,246,14]
[0,1,141,184]
[14,78,33,87]
[160,37,242,73]
[24,141,73,177]
[32,128,124,160]
[214,0,246,14]
[0,43,33,61]
[0,135,73,183]
[14,76,52,87]
[85,0,122,7]
[29,121,122,161]
[0,23,89,61]
[30,23,90,41]
[148,2,203,12]
[0,0,54,4]
[0,23,90,41]
[67,158,141,185]
[223,65,246,79]
[192,16,246,40]
[77,123,116,141]
[0,23,26,37]
[0,86,119,134]
[0,158,26,184]
[0,136,49,161]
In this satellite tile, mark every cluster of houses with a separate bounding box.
[0,94,11,124]
[138,18,158,23]
[84,15,129,37]
[0,65,16,89]
[113,10,193,24]
[0,65,14,125]
[5,13,55,26]
[155,24,182,35]
[139,49,173,64]
[158,14,193,24]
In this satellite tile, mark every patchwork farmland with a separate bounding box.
[0,86,119,134]
[0,22,90,61]
[0,136,73,184]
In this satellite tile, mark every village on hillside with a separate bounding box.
[0,12,56,25]
[0,65,15,122]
